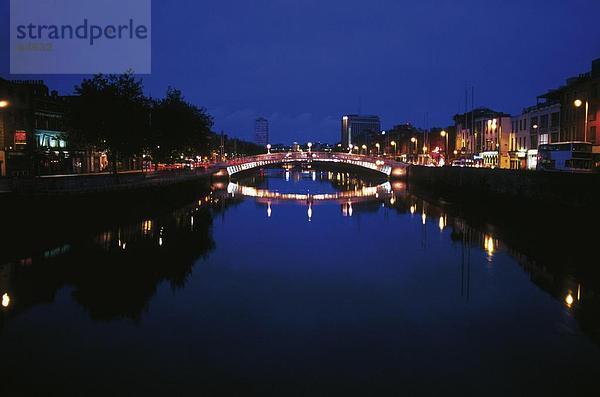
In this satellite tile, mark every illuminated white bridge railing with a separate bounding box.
[224,152,407,178]
[227,181,392,203]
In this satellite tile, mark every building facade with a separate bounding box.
[509,101,561,170]
[539,58,600,152]
[254,117,269,147]
[0,78,108,177]
[340,115,381,148]
[453,108,512,168]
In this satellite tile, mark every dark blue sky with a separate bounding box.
[1,0,600,144]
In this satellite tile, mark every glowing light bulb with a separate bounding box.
[484,236,495,256]
[2,293,10,308]
[565,293,574,307]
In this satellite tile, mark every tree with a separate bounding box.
[149,87,213,163]
[69,72,150,173]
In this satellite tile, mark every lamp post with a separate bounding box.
[266,144,271,154]
[391,141,397,158]
[361,144,367,155]
[0,100,9,177]
[375,143,380,156]
[574,99,589,142]
[348,144,353,154]
[307,142,312,153]
[440,130,448,164]
[411,137,417,164]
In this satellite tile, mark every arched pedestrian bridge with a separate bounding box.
[218,152,408,179]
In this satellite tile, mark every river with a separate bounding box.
[0,167,598,396]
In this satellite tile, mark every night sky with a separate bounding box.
[1,0,599,144]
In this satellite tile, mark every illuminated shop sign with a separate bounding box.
[14,130,27,145]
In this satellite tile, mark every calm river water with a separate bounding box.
[0,167,599,396]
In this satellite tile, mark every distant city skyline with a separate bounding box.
[1,1,599,144]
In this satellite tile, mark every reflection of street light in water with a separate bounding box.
[285,170,290,181]
[565,292,574,308]
[410,204,416,214]
[439,217,445,231]
[2,293,10,308]
[267,202,272,218]
[421,211,426,225]
[307,203,313,221]
[348,201,353,217]
[484,235,495,256]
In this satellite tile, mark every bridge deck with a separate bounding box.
[222,152,408,178]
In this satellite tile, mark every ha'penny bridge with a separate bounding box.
[215,152,409,179]
[6,152,408,196]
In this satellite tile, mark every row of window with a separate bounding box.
[512,112,560,132]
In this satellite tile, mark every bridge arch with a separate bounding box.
[223,152,408,178]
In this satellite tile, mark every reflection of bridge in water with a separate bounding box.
[227,180,393,204]
[221,152,408,178]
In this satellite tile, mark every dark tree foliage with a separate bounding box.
[68,73,257,169]
[149,87,213,163]
[69,73,150,172]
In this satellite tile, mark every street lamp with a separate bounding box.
[266,144,271,154]
[574,99,589,142]
[0,100,9,174]
[307,142,312,153]
[361,144,367,155]
[390,140,397,158]
[375,143,380,156]
[440,130,448,163]
[348,144,353,154]
[411,137,417,163]
[532,124,539,147]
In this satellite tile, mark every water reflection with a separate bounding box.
[1,165,600,393]
[400,191,600,344]
[1,293,9,308]
[0,198,223,324]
